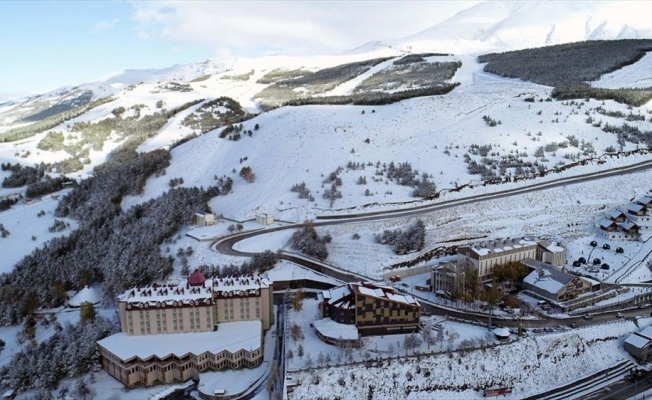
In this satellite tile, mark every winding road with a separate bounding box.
[216,156,652,257]
[213,157,652,327]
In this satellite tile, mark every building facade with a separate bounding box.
[431,262,463,297]
[100,271,273,388]
[624,326,652,361]
[457,238,538,281]
[521,258,592,302]
[536,241,568,267]
[98,321,263,387]
[318,282,420,337]
[118,270,273,335]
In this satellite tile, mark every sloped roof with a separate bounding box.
[97,321,262,361]
[314,317,358,341]
[637,196,652,206]
[628,203,646,213]
[68,286,102,307]
[188,269,207,286]
[599,219,617,229]
[621,221,639,231]
[494,327,510,338]
[625,326,652,349]
[608,209,626,220]
[522,258,578,295]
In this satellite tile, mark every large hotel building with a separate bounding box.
[98,270,273,388]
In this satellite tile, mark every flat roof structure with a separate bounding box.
[98,320,262,361]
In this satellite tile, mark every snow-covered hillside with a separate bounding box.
[121,53,651,222]
[381,0,652,55]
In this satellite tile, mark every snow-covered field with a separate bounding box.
[593,52,652,89]
[0,9,651,399]
[288,299,644,399]
[0,190,77,273]
[120,53,651,225]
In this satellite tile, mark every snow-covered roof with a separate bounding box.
[357,286,377,297]
[324,286,352,305]
[625,326,652,349]
[523,272,564,295]
[628,203,646,213]
[97,320,262,361]
[637,196,652,206]
[321,282,420,310]
[313,317,359,341]
[626,334,650,349]
[621,221,639,230]
[522,259,578,296]
[582,277,601,286]
[68,286,102,307]
[386,292,418,305]
[494,327,510,338]
[599,219,617,229]
[538,241,565,253]
[118,274,271,305]
[608,209,626,219]
[461,238,538,258]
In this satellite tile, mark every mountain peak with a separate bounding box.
[392,0,652,54]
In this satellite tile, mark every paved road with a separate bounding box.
[216,157,652,259]
[579,371,652,400]
[212,158,652,332]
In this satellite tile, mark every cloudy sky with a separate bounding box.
[0,1,481,96]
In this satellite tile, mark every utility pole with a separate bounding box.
[488,305,493,330]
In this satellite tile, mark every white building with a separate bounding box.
[457,238,538,281]
[256,214,274,225]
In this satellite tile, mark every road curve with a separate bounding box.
[211,159,652,330]
[215,157,652,258]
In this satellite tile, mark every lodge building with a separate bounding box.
[317,282,420,338]
[98,270,273,388]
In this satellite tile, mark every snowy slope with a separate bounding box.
[124,53,652,222]
[593,51,652,89]
[368,1,652,55]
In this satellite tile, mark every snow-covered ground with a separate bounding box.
[0,307,114,370]
[593,51,652,89]
[288,299,646,399]
[286,298,500,373]
[0,191,77,273]
[0,16,652,400]
[121,52,651,224]
[306,169,652,281]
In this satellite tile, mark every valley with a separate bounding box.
[1,1,652,399]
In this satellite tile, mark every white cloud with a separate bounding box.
[130,1,482,56]
[92,18,120,34]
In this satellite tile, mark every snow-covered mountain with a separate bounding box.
[362,0,652,55]
[5,0,652,131]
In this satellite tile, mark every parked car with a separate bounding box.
[543,327,554,333]
[590,240,598,247]
[616,247,624,254]
[569,323,578,329]
[603,243,611,250]
[583,314,594,320]
[601,263,610,270]
[616,312,624,318]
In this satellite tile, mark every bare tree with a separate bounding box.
[403,333,422,355]
[422,325,436,350]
